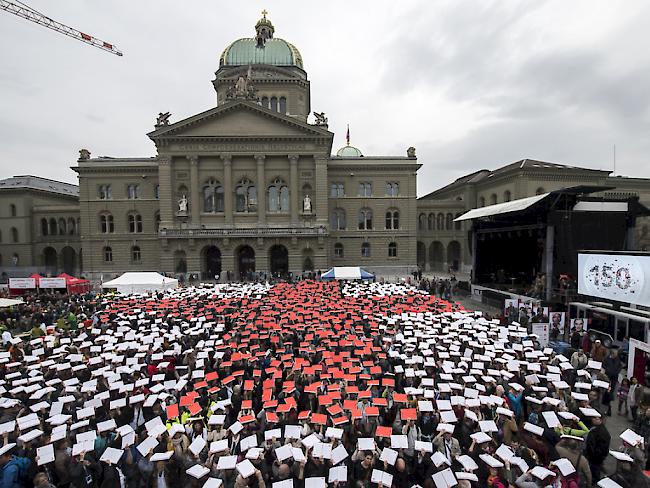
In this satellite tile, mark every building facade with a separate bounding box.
[1,16,649,283]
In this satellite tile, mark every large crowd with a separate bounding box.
[0,280,647,488]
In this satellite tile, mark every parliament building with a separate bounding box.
[1,14,649,283]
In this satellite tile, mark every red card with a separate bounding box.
[187,403,202,416]
[311,413,327,425]
[376,425,393,437]
[166,403,179,419]
[401,408,417,420]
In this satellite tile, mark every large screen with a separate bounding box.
[578,253,650,306]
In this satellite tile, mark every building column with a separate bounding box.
[158,156,174,228]
[221,154,233,225]
[314,156,328,226]
[255,154,266,225]
[289,155,299,224]
[188,155,200,226]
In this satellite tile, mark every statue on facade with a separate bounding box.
[178,194,188,213]
[156,112,171,127]
[314,112,328,126]
[407,146,416,158]
[303,194,312,213]
[228,65,258,100]
[78,148,91,161]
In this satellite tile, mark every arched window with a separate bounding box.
[418,213,426,230]
[490,193,497,205]
[41,218,48,236]
[536,187,545,195]
[10,204,16,217]
[445,213,453,230]
[203,179,224,212]
[68,218,76,235]
[270,97,278,112]
[58,218,66,235]
[128,213,143,233]
[428,213,434,231]
[279,97,287,114]
[503,190,511,202]
[103,246,113,263]
[437,213,444,230]
[261,96,269,109]
[479,196,485,207]
[98,185,112,200]
[358,208,373,230]
[330,183,344,197]
[331,208,346,230]
[385,210,399,230]
[358,182,372,197]
[268,178,289,212]
[388,242,398,257]
[334,243,344,258]
[386,182,399,196]
[154,212,161,233]
[235,178,256,212]
[131,246,141,262]
[11,227,18,243]
[49,218,57,235]
[127,184,140,199]
[361,242,371,257]
[100,214,114,233]
[454,213,462,230]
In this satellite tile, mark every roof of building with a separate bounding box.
[336,145,364,157]
[0,175,78,197]
[420,159,612,200]
[219,15,303,68]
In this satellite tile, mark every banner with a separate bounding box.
[39,277,67,289]
[9,278,36,289]
[578,253,650,306]
[531,322,550,347]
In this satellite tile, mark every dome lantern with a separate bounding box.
[255,9,274,47]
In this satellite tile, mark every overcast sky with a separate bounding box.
[1,0,649,196]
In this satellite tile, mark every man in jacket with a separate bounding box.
[433,430,460,466]
[555,436,592,487]
[603,348,623,395]
[584,414,611,481]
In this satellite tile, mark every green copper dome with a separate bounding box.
[219,14,303,68]
[220,38,303,68]
[336,145,364,157]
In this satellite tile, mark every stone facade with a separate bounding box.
[1,17,649,283]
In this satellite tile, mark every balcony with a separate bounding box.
[159,226,328,239]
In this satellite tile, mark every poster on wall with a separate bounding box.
[578,252,650,307]
[569,318,588,334]
[549,312,566,340]
[39,277,66,289]
[9,278,36,289]
[532,322,550,347]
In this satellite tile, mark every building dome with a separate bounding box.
[219,13,303,68]
[336,145,363,157]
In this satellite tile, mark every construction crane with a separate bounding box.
[0,0,123,56]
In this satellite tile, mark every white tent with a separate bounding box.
[321,266,374,281]
[102,272,178,294]
[0,298,23,308]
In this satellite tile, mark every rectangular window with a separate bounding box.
[128,184,140,199]
[386,182,399,197]
[358,182,372,197]
[330,183,344,197]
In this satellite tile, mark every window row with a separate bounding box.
[330,209,400,231]
[260,96,287,114]
[98,184,159,200]
[333,242,398,258]
[477,188,545,207]
[0,228,20,243]
[103,246,142,263]
[200,179,312,213]
[40,217,80,237]
[99,213,160,234]
[418,212,462,231]
[330,182,400,198]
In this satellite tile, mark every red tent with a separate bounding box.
[57,273,91,294]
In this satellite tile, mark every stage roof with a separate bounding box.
[455,193,550,222]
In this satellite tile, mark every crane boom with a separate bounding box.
[0,0,123,56]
